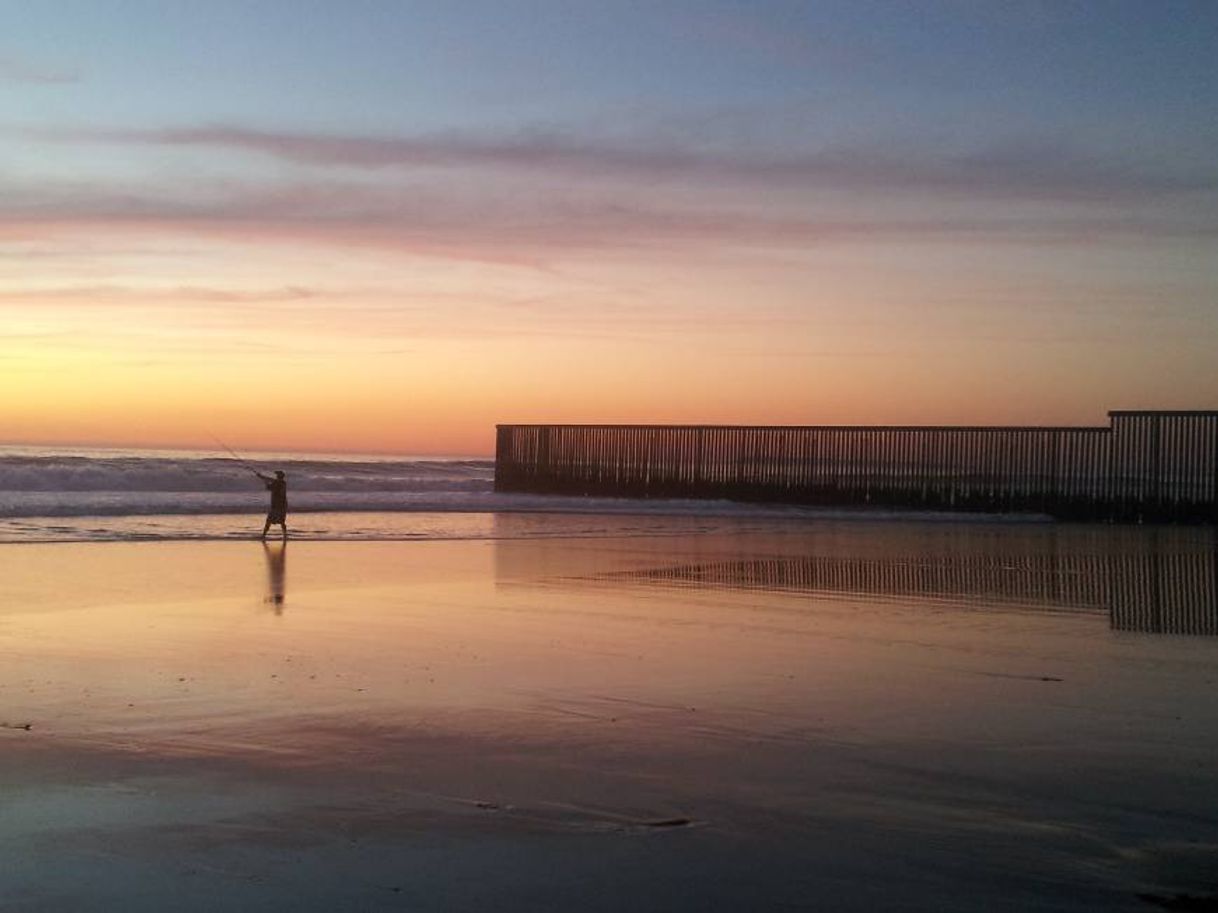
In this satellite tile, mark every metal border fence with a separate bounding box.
[495,411,1218,522]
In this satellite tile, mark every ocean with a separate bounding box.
[0,444,878,543]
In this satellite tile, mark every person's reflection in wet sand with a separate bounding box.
[262,541,287,613]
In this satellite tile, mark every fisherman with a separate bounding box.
[256,470,288,541]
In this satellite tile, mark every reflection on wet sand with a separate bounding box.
[263,541,287,611]
[497,523,1218,636]
[5,532,1218,911]
[596,551,1217,636]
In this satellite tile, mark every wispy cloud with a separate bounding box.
[0,284,318,304]
[0,329,76,340]
[0,272,839,346]
[2,175,1215,273]
[30,124,1218,202]
[0,56,79,85]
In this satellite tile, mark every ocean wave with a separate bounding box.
[0,455,494,494]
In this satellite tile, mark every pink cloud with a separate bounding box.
[1,176,1214,271]
[33,124,1218,202]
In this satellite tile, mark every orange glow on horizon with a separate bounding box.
[4,218,1215,456]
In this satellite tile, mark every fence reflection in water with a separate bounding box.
[494,524,1218,636]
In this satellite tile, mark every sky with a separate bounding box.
[2,0,1216,455]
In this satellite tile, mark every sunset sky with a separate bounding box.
[3,1,1216,455]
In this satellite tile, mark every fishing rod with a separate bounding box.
[208,432,263,479]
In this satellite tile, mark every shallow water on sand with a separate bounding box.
[1,518,1216,911]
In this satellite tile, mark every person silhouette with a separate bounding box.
[256,470,288,541]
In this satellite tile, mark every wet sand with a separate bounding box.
[2,521,1217,911]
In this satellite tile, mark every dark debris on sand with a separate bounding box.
[1138,893,1218,911]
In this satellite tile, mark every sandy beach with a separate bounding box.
[3,520,1217,911]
